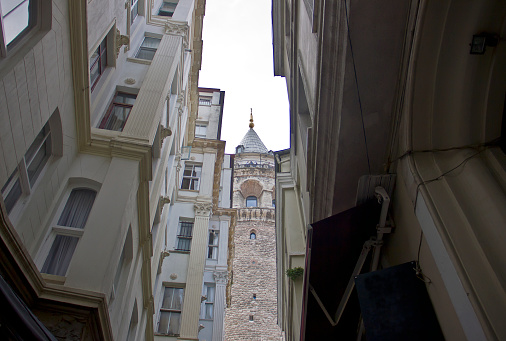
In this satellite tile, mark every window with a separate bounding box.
[130,0,139,24]
[181,164,201,190]
[158,1,178,17]
[98,92,136,131]
[204,285,215,319]
[176,220,193,251]
[90,36,107,92]
[41,188,97,276]
[207,229,218,259]
[246,196,257,207]
[253,294,256,300]
[250,232,256,240]
[2,121,51,214]
[195,124,207,138]
[0,0,34,52]
[157,286,184,336]
[199,96,212,106]
[249,315,254,321]
[135,36,161,61]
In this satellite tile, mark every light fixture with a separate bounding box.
[470,33,498,55]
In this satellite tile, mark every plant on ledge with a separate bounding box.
[286,267,304,280]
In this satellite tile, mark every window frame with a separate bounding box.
[180,163,202,191]
[39,187,97,277]
[195,123,207,138]
[135,36,161,61]
[175,220,193,252]
[157,285,184,336]
[90,36,107,92]
[0,0,36,56]
[246,196,257,207]
[207,229,219,259]
[98,91,137,131]
[203,284,215,320]
[2,120,52,215]
[130,0,139,24]
[158,1,178,17]
[198,96,212,106]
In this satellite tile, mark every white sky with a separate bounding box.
[198,0,290,154]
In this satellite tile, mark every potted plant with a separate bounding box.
[286,267,304,280]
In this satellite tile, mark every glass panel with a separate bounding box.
[172,288,184,309]
[192,166,202,177]
[207,286,215,302]
[177,237,191,251]
[102,105,132,131]
[115,92,137,105]
[24,129,45,163]
[161,287,174,309]
[41,235,79,276]
[136,48,156,61]
[2,174,21,214]
[246,196,257,207]
[189,178,199,190]
[250,232,256,239]
[131,0,138,24]
[167,312,181,335]
[2,0,30,46]
[27,135,50,186]
[141,37,161,49]
[57,188,97,228]
[157,311,170,334]
[205,303,213,319]
[90,61,100,88]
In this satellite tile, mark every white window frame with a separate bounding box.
[195,123,207,138]
[175,220,193,252]
[2,121,52,216]
[158,1,178,17]
[130,0,139,24]
[180,164,201,191]
[207,229,219,259]
[36,185,98,277]
[199,96,212,106]
[135,36,161,61]
[157,285,184,336]
[203,284,215,319]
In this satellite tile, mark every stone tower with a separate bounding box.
[225,114,283,340]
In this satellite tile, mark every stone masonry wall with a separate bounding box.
[225,153,283,340]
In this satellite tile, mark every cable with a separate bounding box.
[344,0,371,175]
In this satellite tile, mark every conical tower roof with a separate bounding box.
[236,110,269,154]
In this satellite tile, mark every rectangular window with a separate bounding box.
[204,285,215,319]
[207,229,218,259]
[98,92,136,131]
[90,36,107,91]
[158,1,178,17]
[41,188,97,276]
[195,124,207,138]
[181,164,201,191]
[199,96,212,106]
[0,0,35,50]
[176,220,193,251]
[157,286,184,335]
[131,0,139,24]
[2,121,51,214]
[135,36,161,61]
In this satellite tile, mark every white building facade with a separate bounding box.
[0,1,227,340]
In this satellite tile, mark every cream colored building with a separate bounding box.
[273,0,506,340]
[0,0,226,340]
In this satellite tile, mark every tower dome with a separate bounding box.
[236,110,270,154]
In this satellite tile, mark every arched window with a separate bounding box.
[41,188,97,276]
[246,196,257,207]
[250,232,256,240]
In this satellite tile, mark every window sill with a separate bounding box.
[154,333,180,337]
[179,189,199,193]
[171,250,190,254]
[126,57,152,65]
[41,273,66,285]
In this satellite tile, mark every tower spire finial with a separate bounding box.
[249,108,254,128]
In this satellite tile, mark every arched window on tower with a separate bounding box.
[246,196,257,207]
[250,232,256,240]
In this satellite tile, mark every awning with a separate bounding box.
[301,199,381,340]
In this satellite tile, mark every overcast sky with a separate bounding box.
[198,0,290,154]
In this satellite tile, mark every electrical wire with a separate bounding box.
[344,0,371,175]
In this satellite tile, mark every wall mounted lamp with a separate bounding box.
[470,33,498,54]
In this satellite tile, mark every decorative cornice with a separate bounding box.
[194,202,213,217]
[213,271,228,285]
[164,20,189,48]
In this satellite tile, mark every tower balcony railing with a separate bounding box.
[234,161,274,170]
